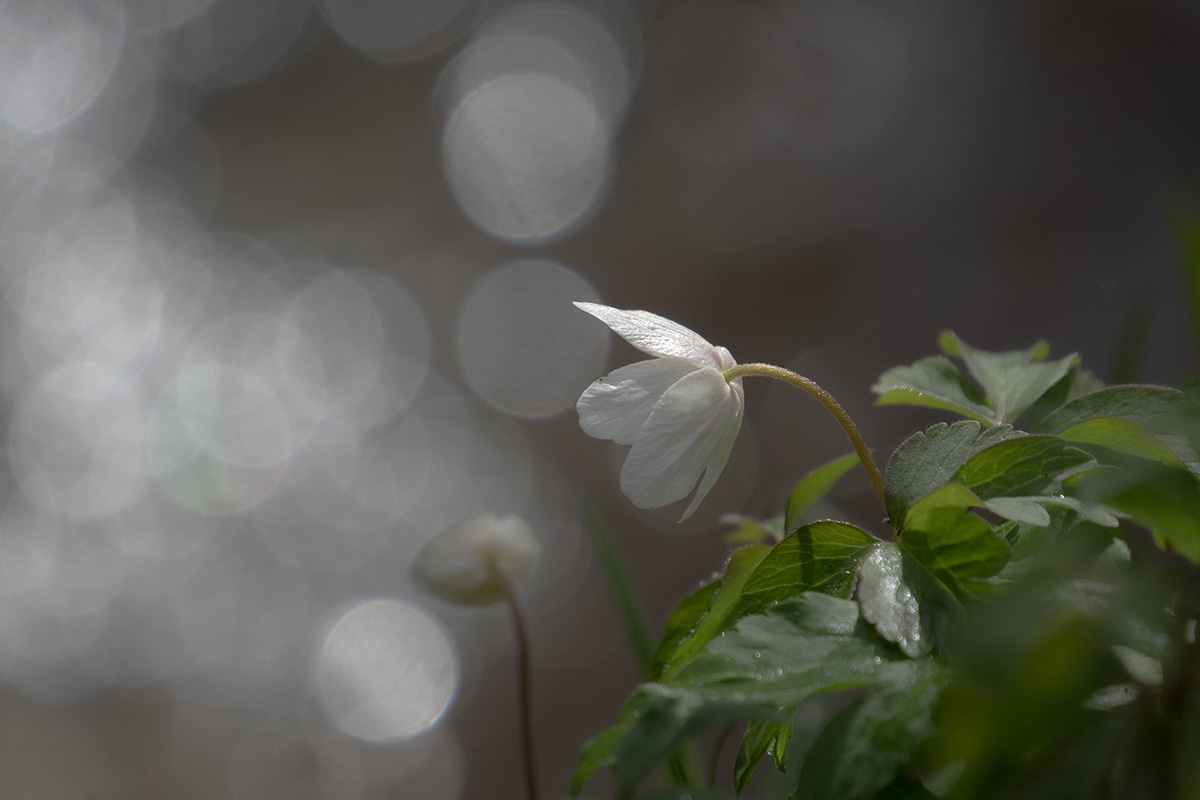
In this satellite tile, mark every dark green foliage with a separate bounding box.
[574,334,1200,800]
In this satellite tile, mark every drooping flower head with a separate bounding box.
[411,513,540,606]
[574,302,744,520]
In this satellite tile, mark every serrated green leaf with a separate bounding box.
[734,717,793,794]
[982,495,1120,529]
[901,507,1012,581]
[1075,464,1200,563]
[871,356,995,424]
[791,662,946,800]
[952,435,1092,499]
[983,497,1052,526]
[1046,496,1121,527]
[615,596,909,794]
[660,546,771,680]
[1058,417,1188,469]
[857,543,926,657]
[939,332,1076,423]
[884,421,1024,523]
[742,521,878,604]
[1034,384,1188,435]
[668,595,907,704]
[903,483,983,528]
[616,690,775,796]
[651,579,722,680]
[1025,365,1106,431]
[785,453,861,532]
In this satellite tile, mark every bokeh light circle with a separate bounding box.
[0,0,124,134]
[318,599,457,742]
[455,260,608,418]
[442,72,611,241]
[318,0,480,63]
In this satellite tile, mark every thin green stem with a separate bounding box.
[723,362,891,529]
[499,572,540,800]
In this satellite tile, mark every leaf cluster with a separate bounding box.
[573,334,1200,800]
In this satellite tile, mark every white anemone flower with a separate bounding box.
[574,301,744,520]
[411,513,540,607]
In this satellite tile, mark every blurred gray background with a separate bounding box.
[0,0,1196,797]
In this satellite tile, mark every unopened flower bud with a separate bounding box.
[411,513,540,607]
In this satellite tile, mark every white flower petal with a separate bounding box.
[620,368,739,511]
[577,358,698,445]
[574,302,725,369]
[680,383,744,520]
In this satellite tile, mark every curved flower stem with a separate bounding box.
[498,570,540,800]
[723,362,890,528]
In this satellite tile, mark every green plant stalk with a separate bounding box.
[577,496,656,677]
[723,363,891,529]
[499,571,540,800]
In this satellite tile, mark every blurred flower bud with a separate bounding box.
[411,513,540,607]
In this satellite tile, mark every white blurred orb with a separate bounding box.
[281,269,430,428]
[318,599,457,742]
[442,73,611,241]
[145,368,289,515]
[439,2,637,132]
[455,260,608,418]
[8,364,146,521]
[0,0,124,134]
[319,0,480,62]
[98,0,216,35]
[161,0,312,89]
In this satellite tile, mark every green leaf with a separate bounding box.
[857,543,926,657]
[900,507,1012,581]
[1058,417,1188,469]
[660,546,771,680]
[952,435,1092,499]
[1025,365,1105,431]
[903,483,983,528]
[791,662,946,800]
[616,690,772,797]
[734,717,793,794]
[1075,464,1200,563]
[884,421,1023,523]
[982,497,1052,526]
[612,595,918,795]
[785,453,861,532]
[651,580,722,680]
[1034,385,1188,435]
[938,332,1077,423]
[985,495,1119,529]
[579,498,656,676]
[742,522,878,604]
[572,722,629,795]
[871,356,995,424]
[723,514,785,545]
[668,595,906,703]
